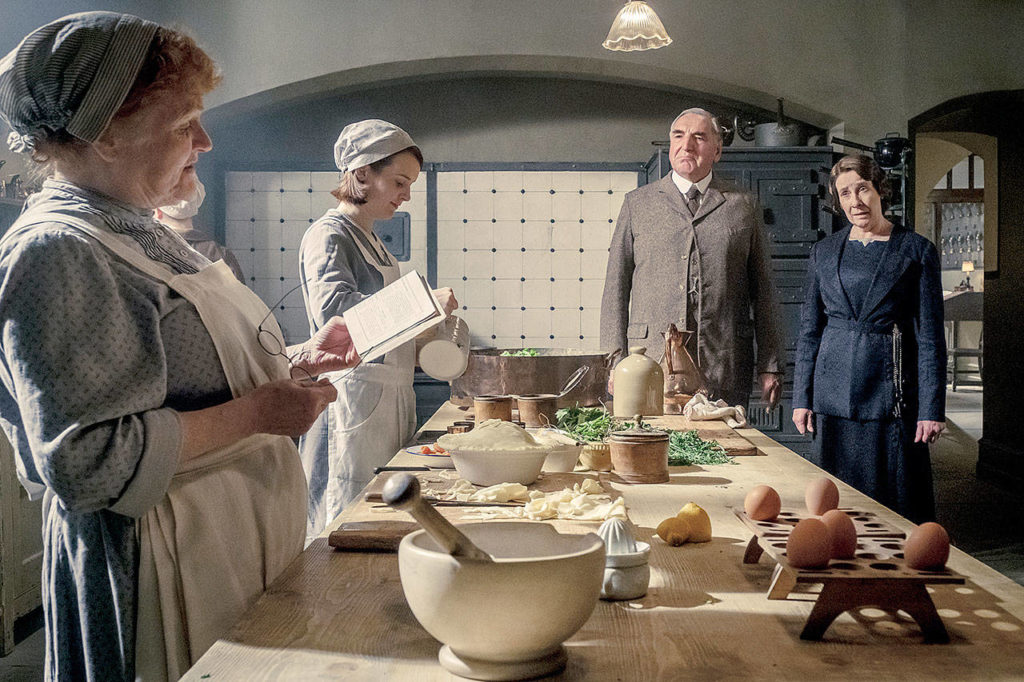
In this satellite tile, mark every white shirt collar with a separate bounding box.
[671,170,713,197]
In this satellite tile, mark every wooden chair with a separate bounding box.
[949,330,983,391]
[944,291,983,392]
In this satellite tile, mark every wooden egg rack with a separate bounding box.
[735,509,965,642]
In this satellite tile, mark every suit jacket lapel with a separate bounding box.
[656,174,726,223]
[655,176,696,256]
[694,185,726,221]
[859,228,912,320]
[822,227,856,318]
[656,174,693,222]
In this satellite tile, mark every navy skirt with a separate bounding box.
[809,414,935,524]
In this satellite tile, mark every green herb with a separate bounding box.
[500,348,540,357]
[554,408,731,465]
[555,406,613,442]
[667,429,734,466]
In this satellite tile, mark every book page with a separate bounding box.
[345,270,444,362]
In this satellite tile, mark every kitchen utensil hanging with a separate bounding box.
[831,133,913,169]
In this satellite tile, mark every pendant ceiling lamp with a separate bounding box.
[602,1,672,52]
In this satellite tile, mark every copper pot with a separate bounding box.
[451,348,618,408]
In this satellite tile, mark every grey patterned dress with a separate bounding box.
[0,180,231,681]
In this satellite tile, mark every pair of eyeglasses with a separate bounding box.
[256,281,362,384]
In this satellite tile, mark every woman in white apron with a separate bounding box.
[0,14,357,681]
[299,120,457,537]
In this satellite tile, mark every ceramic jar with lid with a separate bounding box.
[612,346,664,418]
[608,418,669,484]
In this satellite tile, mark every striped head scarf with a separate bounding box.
[0,11,158,154]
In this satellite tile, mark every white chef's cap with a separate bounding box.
[160,179,205,219]
[333,119,416,172]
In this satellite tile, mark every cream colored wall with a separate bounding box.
[170,0,897,140]
[914,137,969,242]
[915,132,998,274]
[915,134,994,357]
[3,1,1023,183]
[905,0,1024,121]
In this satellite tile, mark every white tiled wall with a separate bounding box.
[437,170,634,350]
[225,171,428,344]
[224,169,635,349]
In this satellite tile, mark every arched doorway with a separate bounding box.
[916,136,994,394]
[909,90,1024,489]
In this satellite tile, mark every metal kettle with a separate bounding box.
[831,133,912,169]
[754,98,806,147]
[874,132,912,169]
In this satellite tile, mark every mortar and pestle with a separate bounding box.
[384,474,605,680]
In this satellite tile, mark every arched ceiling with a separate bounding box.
[203,55,840,132]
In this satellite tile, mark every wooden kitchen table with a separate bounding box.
[183,403,1024,680]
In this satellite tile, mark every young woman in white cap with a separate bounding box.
[0,12,357,681]
[298,119,457,536]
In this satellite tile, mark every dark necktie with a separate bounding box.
[686,186,701,217]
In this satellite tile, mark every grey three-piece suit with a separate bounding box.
[600,173,783,405]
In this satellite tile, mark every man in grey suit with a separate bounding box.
[600,108,783,407]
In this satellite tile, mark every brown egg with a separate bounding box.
[821,509,857,559]
[786,518,832,569]
[805,477,840,516]
[744,484,781,521]
[904,522,951,571]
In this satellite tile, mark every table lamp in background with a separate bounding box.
[960,260,975,291]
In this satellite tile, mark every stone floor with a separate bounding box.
[933,386,1024,585]
[1,387,1020,678]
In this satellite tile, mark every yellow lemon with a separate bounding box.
[656,516,691,546]
[677,502,712,543]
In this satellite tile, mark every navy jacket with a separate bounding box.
[793,226,946,422]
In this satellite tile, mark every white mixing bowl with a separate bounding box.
[398,522,605,680]
[446,446,548,486]
[540,442,582,473]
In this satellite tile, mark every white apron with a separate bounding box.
[321,226,416,528]
[38,217,306,681]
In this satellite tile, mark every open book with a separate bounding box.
[344,270,446,363]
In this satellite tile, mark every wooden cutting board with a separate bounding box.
[328,471,620,552]
[644,414,759,455]
[328,521,417,552]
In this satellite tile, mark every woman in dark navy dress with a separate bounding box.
[792,155,946,523]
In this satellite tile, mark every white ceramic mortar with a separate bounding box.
[398,522,604,680]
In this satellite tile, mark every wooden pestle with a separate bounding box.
[382,473,493,562]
